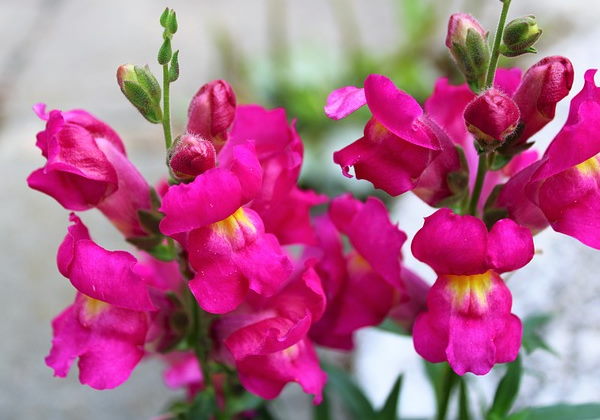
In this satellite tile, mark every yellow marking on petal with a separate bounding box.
[347,252,371,272]
[446,270,493,309]
[212,207,256,239]
[283,344,300,360]
[83,297,109,320]
[575,156,600,176]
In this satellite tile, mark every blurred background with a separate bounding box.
[2,0,600,418]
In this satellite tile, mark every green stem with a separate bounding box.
[190,297,213,389]
[162,64,172,149]
[467,153,488,216]
[436,365,460,420]
[485,0,512,87]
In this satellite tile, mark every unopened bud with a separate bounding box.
[446,13,490,91]
[168,133,217,182]
[464,88,520,152]
[187,80,236,152]
[501,16,542,57]
[117,64,162,123]
[512,56,574,144]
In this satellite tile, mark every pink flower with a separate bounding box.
[160,143,292,314]
[464,88,520,150]
[411,209,534,375]
[27,105,151,238]
[168,133,217,181]
[187,80,236,152]
[163,352,204,400]
[226,105,326,245]
[326,74,461,203]
[307,195,410,349]
[47,214,158,388]
[523,69,600,249]
[214,263,327,403]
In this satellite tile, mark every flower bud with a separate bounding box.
[446,13,490,91]
[168,133,217,182]
[464,88,520,151]
[117,64,162,123]
[501,16,542,57]
[512,56,574,144]
[187,80,236,152]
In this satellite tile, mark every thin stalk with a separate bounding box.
[467,153,488,216]
[162,64,172,149]
[485,0,512,87]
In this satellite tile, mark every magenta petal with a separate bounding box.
[236,338,326,404]
[222,141,263,203]
[159,168,243,236]
[324,86,366,120]
[446,316,496,375]
[329,195,406,288]
[189,264,248,314]
[486,218,534,273]
[493,68,522,96]
[364,74,440,149]
[412,209,488,275]
[45,304,88,378]
[57,214,156,311]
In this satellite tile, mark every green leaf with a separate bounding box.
[377,375,403,420]
[187,388,217,420]
[137,209,163,235]
[377,318,410,336]
[522,314,556,355]
[313,390,331,420]
[322,363,376,420]
[424,362,459,420]
[458,378,471,420]
[169,50,180,82]
[507,403,600,420]
[227,392,264,415]
[148,243,178,261]
[489,152,512,171]
[487,356,522,419]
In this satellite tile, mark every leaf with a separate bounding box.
[458,378,471,420]
[487,356,522,419]
[313,391,331,420]
[507,403,600,420]
[227,391,264,416]
[521,314,556,355]
[377,318,410,336]
[424,361,459,420]
[187,388,217,420]
[148,243,178,261]
[377,374,403,420]
[322,363,376,420]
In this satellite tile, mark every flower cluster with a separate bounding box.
[26,4,600,417]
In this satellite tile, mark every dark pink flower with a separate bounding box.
[163,351,204,400]
[523,70,600,249]
[225,105,326,245]
[168,133,217,181]
[187,80,236,152]
[512,56,574,144]
[214,263,327,403]
[411,209,533,375]
[464,88,520,150]
[326,74,456,201]
[47,214,158,388]
[27,105,151,237]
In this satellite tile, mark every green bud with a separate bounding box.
[167,11,178,34]
[501,16,542,57]
[158,38,172,65]
[159,8,170,27]
[169,50,180,82]
[117,64,162,123]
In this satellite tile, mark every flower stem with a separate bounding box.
[436,365,460,420]
[162,64,173,149]
[467,153,488,216]
[485,0,512,87]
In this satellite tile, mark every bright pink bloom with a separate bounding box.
[512,56,574,144]
[326,74,462,202]
[524,70,600,249]
[226,105,326,245]
[412,209,534,375]
[46,292,149,389]
[163,352,204,400]
[160,143,292,314]
[464,88,520,149]
[445,13,487,50]
[168,133,217,181]
[308,195,409,349]
[47,214,157,388]
[27,105,151,237]
[214,264,327,403]
[389,267,430,333]
[187,80,236,152]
